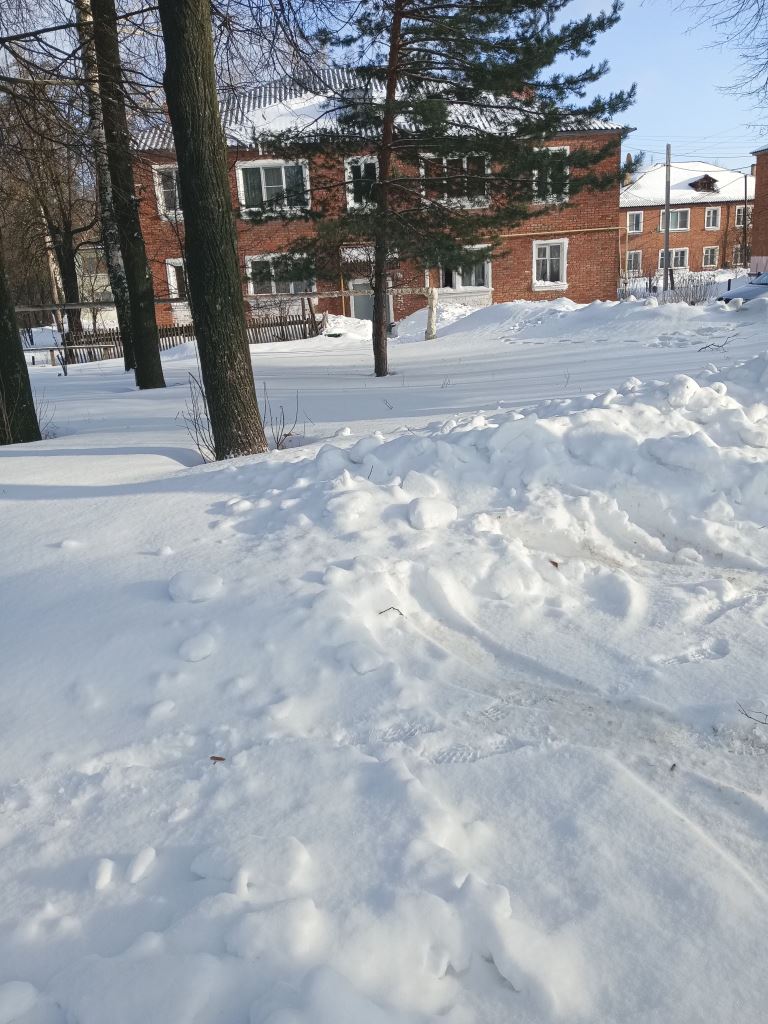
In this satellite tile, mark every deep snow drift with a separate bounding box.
[2,296,768,1023]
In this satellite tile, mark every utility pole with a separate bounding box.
[663,143,671,293]
[743,172,749,271]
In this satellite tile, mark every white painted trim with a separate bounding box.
[627,210,643,234]
[702,245,719,268]
[344,155,379,210]
[152,163,182,220]
[626,249,642,273]
[437,246,492,292]
[659,208,690,232]
[418,152,491,209]
[735,204,753,227]
[235,159,311,214]
[704,206,721,230]
[165,258,185,298]
[532,237,568,291]
[658,247,689,270]
[244,254,316,296]
[348,277,394,322]
[531,146,570,205]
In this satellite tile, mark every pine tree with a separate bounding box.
[266,0,634,375]
[156,0,268,459]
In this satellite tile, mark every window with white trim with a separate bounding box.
[420,153,490,206]
[165,259,187,299]
[732,244,746,266]
[705,206,721,229]
[702,246,719,268]
[660,209,690,231]
[236,161,309,213]
[153,165,181,218]
[533,238,568,288]
[245,255,314,295]
[735,205,752,228]
[345,156,378,208]
[627,211,643,234]
[532,147,569,204]
[439,248,491,290]
[658,248,688,269]
[626,250,642,274]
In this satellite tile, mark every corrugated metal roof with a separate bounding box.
[133,67,622,152]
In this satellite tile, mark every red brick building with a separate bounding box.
[750,145,768,274]
[619,161,754,280]
[133,71,623,326]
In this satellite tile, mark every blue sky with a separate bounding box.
[565,0,764,172]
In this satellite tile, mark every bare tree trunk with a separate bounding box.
[156,0,267,458]
[74,0,135,372]
[371,0,405,378]
[51,224,83,360]
[41,213,66,337]
[91,0,165,389]
[0,229,41,444]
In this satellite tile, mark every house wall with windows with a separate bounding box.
[133,84,622,326]
[619,161,754,280]
[750,146,768,274]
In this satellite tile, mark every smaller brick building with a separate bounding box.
[620,161,754,279]
[750,145,768,274]
[132,69,623,326]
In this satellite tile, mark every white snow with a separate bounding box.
[621,160,755,207]
[2,295,768,1023]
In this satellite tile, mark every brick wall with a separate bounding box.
[751,150,768,273]
[134,130,622,325]
[620,198,754,279]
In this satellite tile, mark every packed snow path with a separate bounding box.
[2,297,768,1023]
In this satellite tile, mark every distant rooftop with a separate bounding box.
[621,161,754,208]
[134,67,624,152]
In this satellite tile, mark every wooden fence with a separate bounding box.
[26,314,320,366]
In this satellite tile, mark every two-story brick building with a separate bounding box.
[133,69,623,326]
[620,161,754,280]
[750,145,768,275]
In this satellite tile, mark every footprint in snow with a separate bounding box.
[651,637,730,666]
[179,632,216,663]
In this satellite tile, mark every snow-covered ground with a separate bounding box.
[2,296,768,1023]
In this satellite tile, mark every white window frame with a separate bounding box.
[244,254,315,296]
[658,248,689,270]
[532,237,568,291]
[627,211,643,234]
[235,159,311,215]
[419,152,491,209]
[702,246,719,269]
[152,164,182,220]
[626,250,642,274]
[437,246,492,292]
[344,155,379,210]
[165,258,187,299]
[704,206,721,230]
[735,205,752,228]
[532,146,570,205]
[659,208,690,232]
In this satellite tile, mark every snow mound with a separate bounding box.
[168,571,224,603]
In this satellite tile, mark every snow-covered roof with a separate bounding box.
[752,144,768,155]
[134,67,622,152]
[621,161,755,208]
